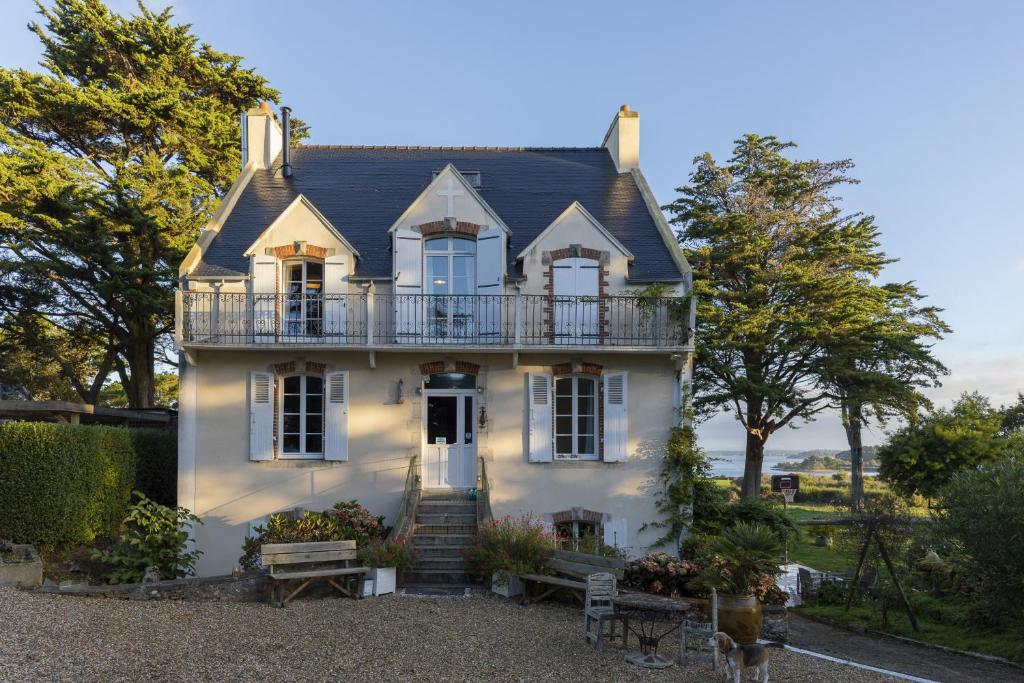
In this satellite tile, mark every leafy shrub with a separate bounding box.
[932,457,1024,626]
[815,580,849,606]
[0,422,135,548]
[463,515,558,578]
[624,553,705,597]
[239,500,384,569]
[129,429,177,506]
[91,492,201,584]
[685,497,797,558]
[696,523,785,596]
[358,539,417,570]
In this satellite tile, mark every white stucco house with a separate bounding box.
[174,104,694,577]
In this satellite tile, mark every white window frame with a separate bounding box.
[554,375,599,461]
[423,237,477,336]
[279,373,324,459]
[282,259,324,336]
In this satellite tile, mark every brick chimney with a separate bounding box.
[240,102,283,171]
[601,104,640,173]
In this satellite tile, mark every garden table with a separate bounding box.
[612,592,691,669]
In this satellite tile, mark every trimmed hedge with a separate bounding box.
[130,428,177,507]
[0,422,136,549]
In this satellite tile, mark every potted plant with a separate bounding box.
[696,523,785,644]
[463,515,557,597]
[358,539,417,596]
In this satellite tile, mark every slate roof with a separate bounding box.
[193,146,685,281]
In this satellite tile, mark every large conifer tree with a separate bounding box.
[666,135,890,499]
[0,0,300,406]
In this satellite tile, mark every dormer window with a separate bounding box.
[424,237,476,338]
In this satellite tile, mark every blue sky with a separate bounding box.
[2,1,1021,451]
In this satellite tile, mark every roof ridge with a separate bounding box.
[296,145,603,152]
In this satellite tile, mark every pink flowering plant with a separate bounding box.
[624,553,706,597]
[463,515,558,578]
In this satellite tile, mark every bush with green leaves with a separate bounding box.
[239,500,384,569]
[463,515,558,578]
[932,457,1024,626]
[91,492,201,584]
[695,523,785,596]
[0,422,135,548]
[358,539,417,571]
[129,428,177,506]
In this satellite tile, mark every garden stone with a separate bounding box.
[142,566,161,583]
[0,544,43,589]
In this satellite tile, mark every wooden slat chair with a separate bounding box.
[262,540,369,607]
[583,572,628,649]
[679,589,718,671]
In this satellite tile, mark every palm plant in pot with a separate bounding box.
[695,523,785,644]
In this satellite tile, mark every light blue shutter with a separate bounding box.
[249,371,274,461]
[475,228,503,342]
[527,372,553,463]
[252,255,277,343]
[393,229,422,343]
[323,255,348,342]
[602,372,628,462]
[324,371,349,461]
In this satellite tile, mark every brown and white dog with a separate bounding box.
[709,632,780,683]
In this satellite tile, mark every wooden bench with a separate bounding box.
[520,550,626,604]
[262,540,369,607]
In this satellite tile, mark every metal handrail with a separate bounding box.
[180,291,691,348]
[389,454,421,542]
[477,456,493,525]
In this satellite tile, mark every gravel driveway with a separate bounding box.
[0,587,901,682]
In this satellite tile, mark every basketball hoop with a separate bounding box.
[782,488,796,504]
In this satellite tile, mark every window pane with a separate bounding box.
[424,373,476,389]
[464,396,473,445]
[283,434,300,453]
[288,264,303,283]
[427,256,448,294]
[577,377,596,397]
[578,434,595,455]
[305,261,323,280]
[283,394,300,413]
[555,378,572,396]
[305,414,322,434]
[555,435,573,455]
[555,395,572,416]
[306,376,323,394]
[451,237,476,253]
[425,238,448,252]
[305,434,322,454]
[284,376,301,393]
[283,414,300,434]
[306,395,323,415]
[555,416,572,435]
[426,396,458,444]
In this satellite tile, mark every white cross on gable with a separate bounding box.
[436,175,465,218]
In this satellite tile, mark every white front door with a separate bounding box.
[552,257,600,344]
[423,391,476,489]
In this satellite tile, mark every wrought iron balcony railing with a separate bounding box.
[179,292,690,349]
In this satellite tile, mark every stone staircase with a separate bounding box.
[404,492,478,587]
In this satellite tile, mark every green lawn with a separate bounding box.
[783,505,857,573]
[799,601,1024,663]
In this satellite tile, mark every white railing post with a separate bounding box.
[365,283,376,345]
[513,287,523,346]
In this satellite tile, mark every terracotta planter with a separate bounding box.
[717,593,762,644]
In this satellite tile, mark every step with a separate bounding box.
[417,501,477,515]
[414,545,470,558]
[414,558,466,571]
[403,569,474,585]
[412,534,477,547]
[415,513,477,525]
[413,523,478,536]
[420,491,474,502]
